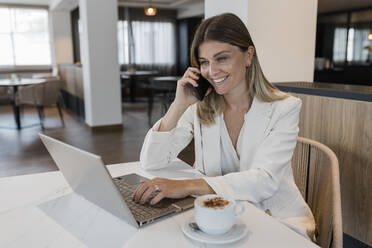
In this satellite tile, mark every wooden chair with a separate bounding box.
[291,137,342,248]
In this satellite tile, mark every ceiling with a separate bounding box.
[318,0,372,13]
[118,0,202,8]
[0,0,202,9]
[0,0,49,6]
[0,0,371,13]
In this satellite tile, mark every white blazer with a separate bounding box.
[140,95,316,240]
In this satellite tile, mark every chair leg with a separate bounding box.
[40,106,45,121]
[36,106,45,131]
[58,93,66,109]
[161,97,167,115]
[56,102,65,127]
[20,105,24,118]
[147,89,154,126]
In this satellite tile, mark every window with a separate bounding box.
[117,20,175,66]
[347,28,370,62]
[117,20,129,65]
[333,27,371,63]
[0,7,51,67]
[333,28,347,63]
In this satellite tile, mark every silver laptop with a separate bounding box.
[39,133,194,228]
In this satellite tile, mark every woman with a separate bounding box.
[133,13,315,240]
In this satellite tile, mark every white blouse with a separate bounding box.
[220,114,244,175]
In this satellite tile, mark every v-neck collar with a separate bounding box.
[220,96,258,159]
[197,96,274,176]
[220,113,245,161]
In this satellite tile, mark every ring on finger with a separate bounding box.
[154,184,160,192]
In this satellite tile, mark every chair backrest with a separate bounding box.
[40,79,62,106]
[0,87,11,101]
[18,79,62,106]
[291,137,342,248]
[149,77,178,91]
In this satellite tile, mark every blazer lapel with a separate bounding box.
[240,97,273,169]
[201,115,222,176]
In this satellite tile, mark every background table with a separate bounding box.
[120,70,158,102]
[0,160,319,248]
[147,76,180,125]
[0,78,46,129]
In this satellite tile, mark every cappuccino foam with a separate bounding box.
[203,197,229,209]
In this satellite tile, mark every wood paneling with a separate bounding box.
[293,93,372,246]
[58,64,83,99]
[58,64,85,118]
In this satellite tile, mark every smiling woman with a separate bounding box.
[190,13,287,126]
[135,13,316,242]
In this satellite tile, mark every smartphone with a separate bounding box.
[192,75,211,101]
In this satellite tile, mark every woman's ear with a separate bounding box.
[245,46,255,67]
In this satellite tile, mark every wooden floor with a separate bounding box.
[0,101,194,178]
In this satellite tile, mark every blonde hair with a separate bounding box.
[190,13,288,126]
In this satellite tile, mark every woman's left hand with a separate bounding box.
[132,178,192,205]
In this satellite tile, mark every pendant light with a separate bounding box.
[144,0,157,16]
[368,32,372,41]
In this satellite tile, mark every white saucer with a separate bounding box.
[181,218,248,245]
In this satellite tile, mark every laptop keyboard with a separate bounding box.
[113,179,179,223]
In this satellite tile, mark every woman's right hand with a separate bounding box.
[173,67,201,107]
[158,67,211,132]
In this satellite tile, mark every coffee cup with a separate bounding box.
[194,194,245,235]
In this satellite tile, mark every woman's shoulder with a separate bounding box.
[179,103,197,123]
[269,94,302,116]
[271,92,301,107]
[185,103,197,115]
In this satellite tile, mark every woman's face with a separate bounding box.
[198,41,253,96]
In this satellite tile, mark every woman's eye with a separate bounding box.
[217,57,227,62]
[200,61,209,66]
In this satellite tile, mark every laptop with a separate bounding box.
[39,133,194,228]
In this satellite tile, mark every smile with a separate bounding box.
[212,76,228,84]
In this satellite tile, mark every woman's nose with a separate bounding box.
[208,63,220,77]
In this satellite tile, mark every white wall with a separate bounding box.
[204,0,318,83]
[177,1,204,19]
[50,0,78,11]
[49,10,74,66]
[204,0,248,24]
[79,0,122,127]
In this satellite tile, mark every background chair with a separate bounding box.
[16,78,64,130]
[0,87,12,104]
[291,137,342,248]
[145,76,179,125]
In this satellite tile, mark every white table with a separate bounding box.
[0,161,319,248]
